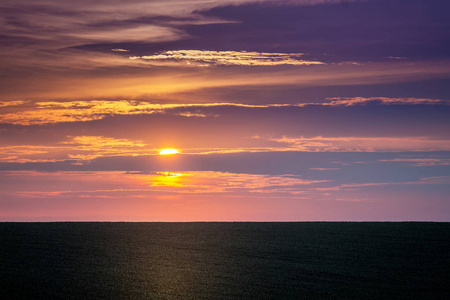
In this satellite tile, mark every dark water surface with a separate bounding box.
[1,222,449,299]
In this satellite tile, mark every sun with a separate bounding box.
[159,148,180,155]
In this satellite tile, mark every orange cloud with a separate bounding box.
[0,136,153,163]
[63,136,150,160]
[0,101,287,125]
[2,96,446,125]
[0,101,30,107]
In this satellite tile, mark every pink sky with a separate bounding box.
[1,0,449,221]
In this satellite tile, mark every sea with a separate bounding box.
[1,222,449,299]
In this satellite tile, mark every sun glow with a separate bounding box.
[159,148,180,155]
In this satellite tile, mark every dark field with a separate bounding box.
[1,223,449,299]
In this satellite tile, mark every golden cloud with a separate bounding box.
[0,136,152,163]
[2,96,446,125]
[0,101,288,125]
[130,50,325,66]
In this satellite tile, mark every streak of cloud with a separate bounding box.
[0,101,292,125]
[325,97,448,106]
[0,101,30,107]
[1,97,448,125]
[0,136,151,163]
[1,59,450,101]
[0,170,327,197]
[264,136,450,152]
[337,176,450,189]
[379,158,450,167]
[130,50,325,66]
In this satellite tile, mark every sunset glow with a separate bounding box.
[0,0,449,221]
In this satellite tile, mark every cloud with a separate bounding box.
[1,97,448,125]
[379,158,450,167]
[0,0,346,71]
[147,171,328,194]
[261,136,450,152]
[0,170,327,197]
[1,99,449,162]
[0,146,58,163]
[338,176,450,189]
[0,136,152,163]
[311,175,450,195]
[0,101,290,125]
[2,168,448,222]
[0,101,30,108]
[177,112,212,118]
[65,25,185,44]
[130,50,325,66]
[8,134,425,163]
[324,97,448,106]
[388,56,407,60]
[2,151,449,207]
[1,58,450,101]
[2,0,449,102]
[62,136,149,160]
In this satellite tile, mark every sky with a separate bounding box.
[0,0,449,221]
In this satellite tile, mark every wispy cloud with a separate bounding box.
[66,25,185,44]
[388,56,407,60]
[0,101,288,125]
[0,0,343,71]
[1,170,327,197]
[0,101,30,108]
[0,136,151,163]
[379,158,450,167]
[2,59,450,101]
[130,50,325,66]
[62,136,149,160]
[3,135,449,164]
[324,97,448,106]
[312,176,450,194]
[264,136,450,152]
[0,146,58,163]
[146,171,328,194]
[1,97,447,125]
[339,176,450,189]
